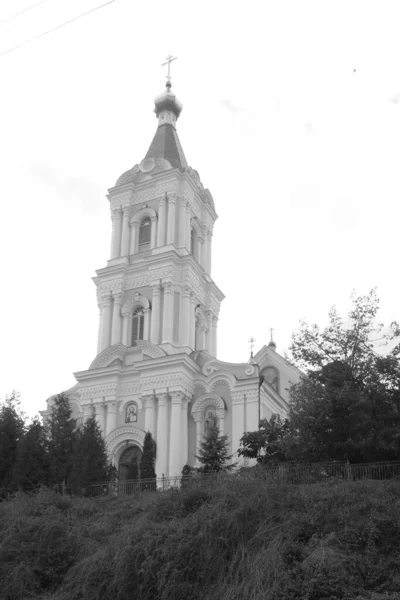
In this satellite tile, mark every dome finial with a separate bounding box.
[161,54,177,89]
[268,328,277,350]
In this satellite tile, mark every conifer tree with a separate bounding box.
[0,391,26,489]
[47,392,76,485]
[12,418,50,490]
[196,423,235,473]
[140,431,156,490]
[68,416,114,494]
[141,431,156,479]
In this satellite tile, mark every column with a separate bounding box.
[110,208,122,259]
[143,307,150,341]
[189,294,196,349]
[181,287,191,346]
[100,293,112,351]
[155,393,169,478]
[232,394,245,459]
[201,227,208,268]
[130,222,139,255]
[185,203,192,250]
[157,195,167,247]
[150,284,161,344]
[111,291,123,345]
[193,413,202,467]
[246,391,259,432]
[121,312,130,346]
[120,205,131,257]
[83,404,93,423]
[169,392,183,476]
[205,311,213,354]
[150,216,157,249]
[217,408,225,435]
[181,397,189,467]
[212,316,218,358]
[105,400,117,435]
[194,235,202,262]
[207,231,213,274]
[94,402,105,434]
[97,303,103,354]
[144,395,156,438]
[167,193,176,244]
[162,283,174,344]
[179,198,186,247]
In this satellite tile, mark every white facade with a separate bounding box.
[42,83,301,477]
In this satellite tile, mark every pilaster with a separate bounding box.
[110,207,122,259]
[155,393,169,477]
[120,205,131,257]
[162,283,174,344]
[150,284,161,344]
[111,290,123,345]
[167,193,176,244]
[99,292,112,351]
[169,391,183,476]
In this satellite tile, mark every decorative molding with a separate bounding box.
[245,389,259,403]
[106,426,146,454]
[89,344,126,370]
[192,393,225,415]
[119,396,143,414]
[124,275,149,290]
[109,193,132,210]
[210,378,231,392]
[245,365,256,376]
[232,391,245,405]
[140,373,195,394]
[80,383,117,400]
[130,206,157,225]
[118,381,142,396]
[134,340,166,358]
[99,279,124,294]
[121,292,150,315]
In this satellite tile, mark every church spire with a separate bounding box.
[144,56,187,169]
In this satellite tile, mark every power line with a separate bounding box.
[0,0,50,26]
[0,0,115,59]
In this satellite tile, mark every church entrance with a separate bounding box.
[118,445,142,483]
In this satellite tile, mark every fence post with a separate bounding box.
[346,461,351,482]
[162,474,165,491]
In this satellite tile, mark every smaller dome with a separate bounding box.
[154,84,183,119]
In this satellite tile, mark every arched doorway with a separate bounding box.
[118,445,142,481]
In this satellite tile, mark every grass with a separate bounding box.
[1,475,400,599]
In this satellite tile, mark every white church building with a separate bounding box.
[42,77,301,479]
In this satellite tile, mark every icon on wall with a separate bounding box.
[125,403,138,423]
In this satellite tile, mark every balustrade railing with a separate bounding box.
[73,461,400,498]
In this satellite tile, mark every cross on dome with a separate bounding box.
[161,54,177,88]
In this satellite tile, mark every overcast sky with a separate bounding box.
[1,0,399,418]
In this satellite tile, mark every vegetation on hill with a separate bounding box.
[1,476,400,599]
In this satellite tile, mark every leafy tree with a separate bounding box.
[286,289,400,463]
[68,416,114,493]
[196,423,235,473]
[12,418,50,490]
[239,414,291,465]
[47,393,76,485]
[0,391,26,488]
[141,431,156,480]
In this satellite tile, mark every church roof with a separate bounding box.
[144,123,188,170]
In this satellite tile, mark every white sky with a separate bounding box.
[0,0,399,418]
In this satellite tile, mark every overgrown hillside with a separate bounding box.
[1,476,400,600]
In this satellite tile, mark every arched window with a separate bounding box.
[190,228,195,255]
[131,307,144,344]
[139,217,151,252]
[204,405,217,435]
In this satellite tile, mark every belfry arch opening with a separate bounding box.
[139,217,151,252]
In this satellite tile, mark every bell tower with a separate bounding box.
[95,79,223,356]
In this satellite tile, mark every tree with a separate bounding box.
[196,423,235,473]
[239,414,291,466]
[286,289,400,463]
[68,416,114,493]
[140,431,156,490]
[46,393,76,485]
[12,418,50,490]
[141,431,156,480]
[0,391,26,489]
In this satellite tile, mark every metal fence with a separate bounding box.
[81,461,400,497]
